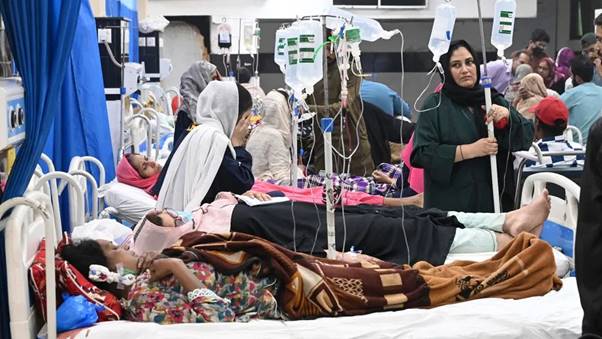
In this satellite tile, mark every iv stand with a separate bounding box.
[477,0,501,213]
[321,15,336,259]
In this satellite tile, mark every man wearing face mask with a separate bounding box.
[525,29,550,71]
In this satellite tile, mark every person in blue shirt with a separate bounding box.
[560,55,602,143]
[593,14,602,86]
[359,80,411,119]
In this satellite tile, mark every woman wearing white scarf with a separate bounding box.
[157,81,255,211]
[246,90,294,184]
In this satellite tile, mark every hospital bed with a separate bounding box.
[513,141,585,209]
[125,105,175,161]
[4,167,584,338]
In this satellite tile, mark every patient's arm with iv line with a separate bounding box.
[383,193,423,208]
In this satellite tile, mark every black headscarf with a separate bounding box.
[236,83,253,116]
[440,40,504,137]
[576,117,602,336]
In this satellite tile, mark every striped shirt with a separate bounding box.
[524,136,585,169]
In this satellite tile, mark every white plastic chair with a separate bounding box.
[563,125,584,146]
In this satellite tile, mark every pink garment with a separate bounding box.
[252,181,385,206]
[131,192,238,255]
[192,192,238,234]
[401,134,424,194]
[116,156,160,194]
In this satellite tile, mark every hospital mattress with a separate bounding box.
[62,277,581,339]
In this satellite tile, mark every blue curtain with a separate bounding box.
[106,0,139,62]
[0,1,82,337]
[44,0,116,232]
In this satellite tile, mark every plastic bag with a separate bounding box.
[139,16,170,33]
[56,293,102,332]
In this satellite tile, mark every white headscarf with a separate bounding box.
[157,81,239,211]
[254,90,291,145]
[246,90,293,183]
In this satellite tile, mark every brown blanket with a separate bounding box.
[415,232,563,306]
[163,231,561,319]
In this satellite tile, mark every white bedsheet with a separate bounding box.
[73,277,582,339]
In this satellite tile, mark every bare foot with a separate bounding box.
[503,189,550,237]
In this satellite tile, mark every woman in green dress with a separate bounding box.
[411,40,534,213]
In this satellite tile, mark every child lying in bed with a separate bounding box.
[126,189,551,267]
[60,229,561,325]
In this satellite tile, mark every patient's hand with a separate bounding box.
[136,251,161,272]
[243,190,272,201]
[333,250,383,264]
[372,170,395,185]
[148,258,180,282]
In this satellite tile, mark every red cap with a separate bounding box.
[528,96,568,126]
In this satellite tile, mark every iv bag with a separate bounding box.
[274,28,287,73]
[284,23,304,96]
[324,6,396,41]
[217,23,232,49]
[297,20,324,95]
[491,0,517,58]
[428,2,456,63]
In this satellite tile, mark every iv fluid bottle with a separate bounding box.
[284,23,304,96]
[428,2,456,63]
[274,28,287,73]
[491,0,517,58]
[297,20,323,95]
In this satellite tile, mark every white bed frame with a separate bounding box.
[3,152,98,339]
[2,191,57,339]
[125,100,174,162]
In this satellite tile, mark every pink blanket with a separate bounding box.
[252,181,384,206]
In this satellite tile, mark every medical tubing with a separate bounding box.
[413,63,444,114]
[499,99,513,204]
[296,93,322,256]
[103,41,123,68]
[290,200,297,252]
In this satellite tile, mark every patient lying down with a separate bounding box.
[127,189,551,267]
[61,229,561,325]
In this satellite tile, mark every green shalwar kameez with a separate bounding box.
[411,93,533,213]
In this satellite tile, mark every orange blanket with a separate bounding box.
[415,232,563,307]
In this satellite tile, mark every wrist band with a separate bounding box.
[459,145,465,160]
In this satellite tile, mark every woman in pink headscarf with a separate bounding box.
[536,57,564,94]
[116,153,162,196]
[554,47,576,94]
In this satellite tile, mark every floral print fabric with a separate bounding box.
[123,261,281,324]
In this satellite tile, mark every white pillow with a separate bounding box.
[100,181,156,223]
[71,219,133,246]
